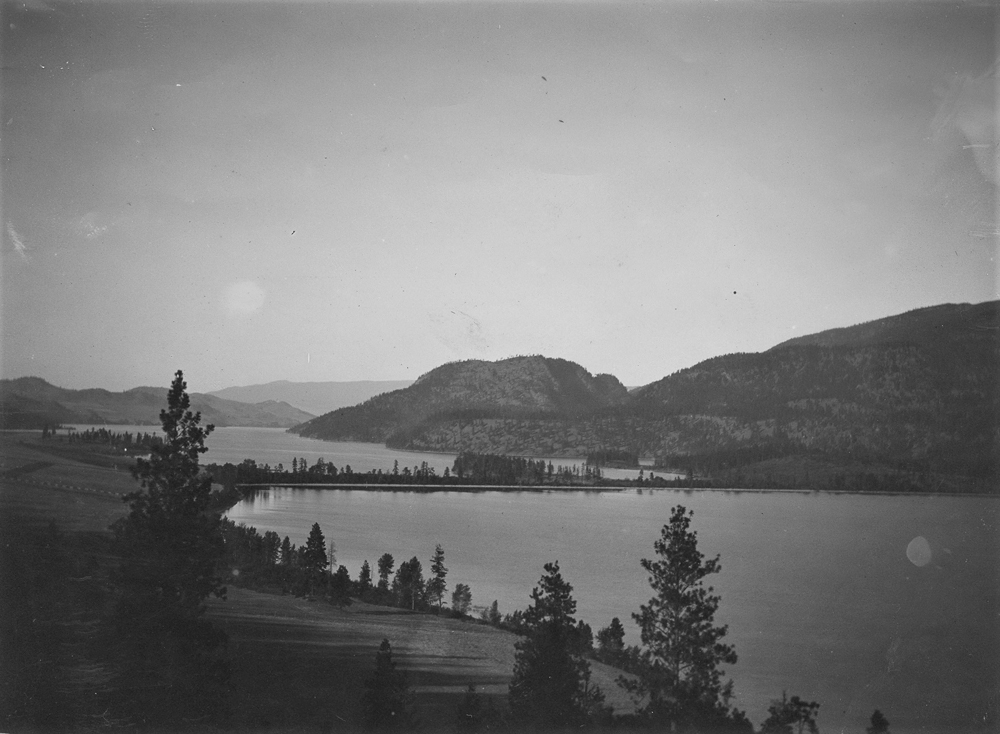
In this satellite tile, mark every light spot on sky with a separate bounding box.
[906,536,932,567]
[76,212,108,241]
[223,281,266,317]
[6,221,28,260]
[932,61,998,186]
[429,309,490,355]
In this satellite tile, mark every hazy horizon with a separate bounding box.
[3,0,996,394]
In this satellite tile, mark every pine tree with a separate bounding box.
[378,553,395,588]
[867,709,890,734]
[362,639,417,730]
[451,583,473,616]
[280,536,294,565]
[508,561,605,729]
[427,544,448,612]
[596,617,626,664]
[330,565,353,609]
[358,560,374,595]
[108,370,228,725]
[393,557,425,611]
[302,522,328,594]
[759,692,820,734]
[625,505,750,732]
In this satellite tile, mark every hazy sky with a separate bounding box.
[2,0,996,393]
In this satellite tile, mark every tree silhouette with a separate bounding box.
[759,692,820,734]
[427,544,448,612]
[302,522,328,594]
[451,583,473,616]
[867,709,890,734]
[378,553,395,588]
[358,560,374,597]
[108,370,228,725]
[330,564,353,608]
[393,557,425,611]
[362,639,417,730]
[596,617,626,662]
[624,505,750,731]
[508,561,606,729]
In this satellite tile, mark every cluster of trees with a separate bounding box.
[207,452,618,496]
[219,519,353,604]
[205,457,454,490]
[41,425,164,451]
[217,514,463,618]
[452,451,609,484]
[452,453,554,484]
[654,445,979,494]
[586,449,640,468]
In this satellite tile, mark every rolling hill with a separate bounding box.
[290,356,629,445]
[0,378,315,429]
[292,301,999,491]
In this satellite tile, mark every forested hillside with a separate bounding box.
[293,302,999,492]
[291,356,628,444]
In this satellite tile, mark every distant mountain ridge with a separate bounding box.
[0,378,315,429]
[208,379,413,416]
[292,301,999,491]
[291,356,629,444]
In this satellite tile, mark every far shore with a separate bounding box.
[229,482,999,499]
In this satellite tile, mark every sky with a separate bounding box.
[1,0,996,393]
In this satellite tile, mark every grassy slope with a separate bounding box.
[211,590,634,731]
[0,432,635,731]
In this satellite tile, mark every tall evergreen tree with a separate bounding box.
[393,557,425,611]
[378,553,395,589]
[508,561,605,729]
[451,583,473,616]
[358,560,374,595]
[302,522,328,594]
[330,565,353,609]
[427,544,448,612]
[624,505,750,732]
[108,370,228,725]
[596,617,626,658]
[866,709,890,734]
[362,639,417,731]
[759,692,820,734]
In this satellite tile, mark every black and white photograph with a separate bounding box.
[1,1,997,732]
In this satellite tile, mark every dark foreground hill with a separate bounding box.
[291,356,629,445]
[0,377,315,428]
[294,302,999,491]
[208,379,413,416]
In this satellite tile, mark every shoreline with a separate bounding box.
[229,482,999,499]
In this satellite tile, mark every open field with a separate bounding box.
[211,589,635,731]
[0,431,635,731]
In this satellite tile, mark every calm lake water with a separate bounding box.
[73,425,999,732]
[227,487,999,733]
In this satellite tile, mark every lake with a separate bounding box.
[226,489,998,734]
[73,425,999,731]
